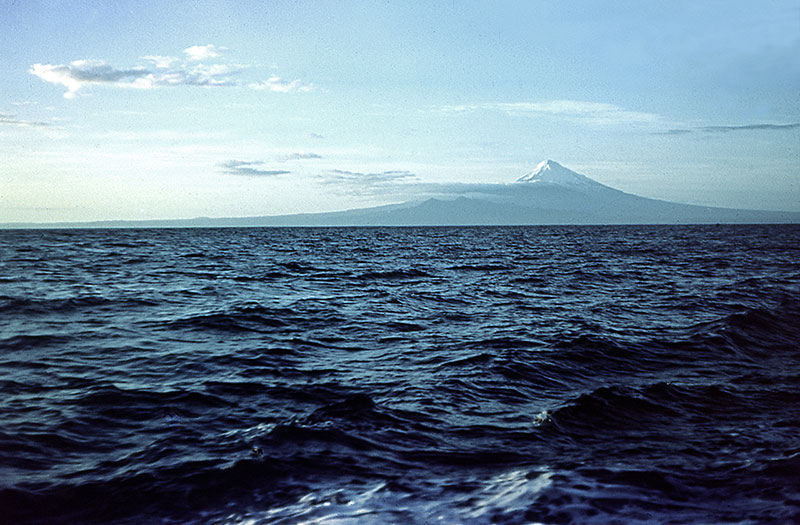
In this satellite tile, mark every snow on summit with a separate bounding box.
[516,160,602,188]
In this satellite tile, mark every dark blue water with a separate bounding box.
[1,225,799,524]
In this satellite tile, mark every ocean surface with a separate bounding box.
[1,225,799,524]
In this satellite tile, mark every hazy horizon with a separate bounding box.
[2,1,799,222]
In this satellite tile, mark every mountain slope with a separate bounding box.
[3,161,799,227]
[232,161,800,225]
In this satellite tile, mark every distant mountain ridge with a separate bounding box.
[3,161,799,228]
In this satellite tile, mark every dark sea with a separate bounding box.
[1,225,799,524]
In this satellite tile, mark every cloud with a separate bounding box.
[281,152,323,161]
[319,167,569,199]
[184,44,226,61]
[30,58,237,98]
[30,61,150,98]
[219,160,290,177]
[166,63,241,87]
[31,45,311,98]
[249,76,314,93]
[438,100,662,126]
[310,133,324,139]
[141,55,180,69]
[323,169,418,189]
[319,168,522,198]
[0,113,50,127]
[659,129,694,135]
[700,123,800,133]
[658,123,800,135]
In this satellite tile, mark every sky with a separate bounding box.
[1,0,799,222]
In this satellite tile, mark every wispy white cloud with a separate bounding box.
[95,129,228,141]
[322,169,418,189]
[184,44,226,61]
[31,45,312,98]
[281,152,323,161]
[249,76,314,93]
[659,122,800,135]
[0,113,50,127]
[438,100,663,127]
[317,167,520,198]
[141,55,180,69]
[30,61,150,98]
[219,160,291,177]
[29,59,237,98]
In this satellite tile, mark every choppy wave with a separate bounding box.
[1,225,799,524]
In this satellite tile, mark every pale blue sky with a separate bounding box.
[2,0,798,221]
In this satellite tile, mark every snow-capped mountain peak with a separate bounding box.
[516,160,598,187]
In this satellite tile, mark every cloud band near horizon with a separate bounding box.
[219,160,291,177]
[659,123,800,135]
